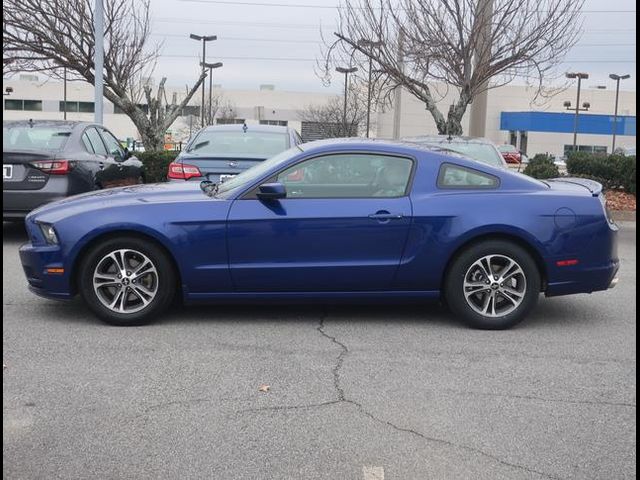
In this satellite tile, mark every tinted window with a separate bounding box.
[277,154,413,198]
[85,128,108,155]
[3,125,71,150]
[438,164,499,188]
[100,129,124,158]
[188,130,288,157]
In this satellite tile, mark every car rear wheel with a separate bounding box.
[79,237,176,326]
[444,240,540,329]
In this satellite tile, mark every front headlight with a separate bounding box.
[38,223,59,244]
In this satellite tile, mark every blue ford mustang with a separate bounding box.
[19,139,619,329]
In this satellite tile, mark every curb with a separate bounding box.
[612,210,636,222]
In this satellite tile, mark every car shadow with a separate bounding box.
[3,221,28,243]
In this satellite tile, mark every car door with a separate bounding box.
[81,127,113,187]
[98,127,142,187]
[227,152,414,292]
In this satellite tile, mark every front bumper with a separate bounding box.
[19,242,74,300]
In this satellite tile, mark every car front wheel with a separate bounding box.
[445,240,541,329]
[79,236,176,326]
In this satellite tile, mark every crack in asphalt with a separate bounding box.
[237,310,564,480]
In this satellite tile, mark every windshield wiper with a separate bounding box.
[189,140,210,152]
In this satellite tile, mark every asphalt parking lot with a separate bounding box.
[3,221,636,480]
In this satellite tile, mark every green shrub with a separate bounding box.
[134,150,179,183]
[523,154,560,179]
[566,152,636,194]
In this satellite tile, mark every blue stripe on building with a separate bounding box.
[500,111,636,136]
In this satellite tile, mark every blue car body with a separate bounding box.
[19,139,619,306]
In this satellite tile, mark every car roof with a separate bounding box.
[298,137,469,158]
[403,135,497,145]
[2,120,99,132]
[201,124,290,133]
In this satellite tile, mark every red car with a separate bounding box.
[498,144,522,164]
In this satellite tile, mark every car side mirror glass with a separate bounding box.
[257,182,286,201]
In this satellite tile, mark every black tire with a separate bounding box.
[78,236,177,326]
[444,240,541,330]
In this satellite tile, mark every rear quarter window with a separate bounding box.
[437,163,500,189]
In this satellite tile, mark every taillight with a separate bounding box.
[31,160,72,175]
[167,162,202,180]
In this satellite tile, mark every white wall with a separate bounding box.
[3,77,636,155]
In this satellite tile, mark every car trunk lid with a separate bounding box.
[178,155,266,183]
[3,150,58,191]
[545,177,603,197]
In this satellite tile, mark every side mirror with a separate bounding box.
[122,148,132,160]
[257,182,286,200]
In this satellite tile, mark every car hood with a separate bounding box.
[28,182,216,223]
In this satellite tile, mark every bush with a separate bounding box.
[134,150,179,183]
[523,154,560,179]
[566,152,636,194]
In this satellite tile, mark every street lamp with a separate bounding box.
[565,72,589,151]
[609,73,630,153]
[335,66,358,137]
[190,33,217,128]
[357,39,382,138]
[4,87,13,96]
[201,61,223,125]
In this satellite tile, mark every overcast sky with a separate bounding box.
[149,0,636,92]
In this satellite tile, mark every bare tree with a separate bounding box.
[3,0,206,151]
[320,0,584,135]
[217,100,240,123]
[299,83,368,139]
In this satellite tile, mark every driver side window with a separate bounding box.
[276,153,413,199]
[100,129,125,159]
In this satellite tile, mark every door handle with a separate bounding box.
[368,212,404,220]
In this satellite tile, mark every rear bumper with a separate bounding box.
[3,177,70,218]
[545,259,620,297]
[18,242,74,300]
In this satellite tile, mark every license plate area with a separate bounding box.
[3,164,14,180]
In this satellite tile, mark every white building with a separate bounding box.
[3,74,636,156]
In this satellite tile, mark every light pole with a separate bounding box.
[63,66,67,120]
[335,66,358,137]
[565,72,589,151]
[94,0,104,124]
[201,61,223,125]
[190,33,217,128]
[609,73,630,153]
[357,39,382,138]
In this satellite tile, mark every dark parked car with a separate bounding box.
[3,120,143,220]
[497,144,523,164]
[404,135,508,169]
[20,139,618,329]
[168,123,302,183]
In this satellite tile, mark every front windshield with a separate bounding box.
[187,130,289,158]
[498,144,518,153]
[216,146,303,194]
[436,143,504,167]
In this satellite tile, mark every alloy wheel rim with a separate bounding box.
[463,254,527,318]
[93,249,159,314]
